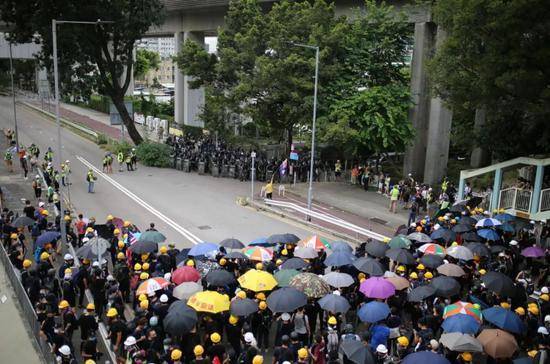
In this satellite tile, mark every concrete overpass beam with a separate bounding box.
[183,31,205,128]
[174,31,185,126]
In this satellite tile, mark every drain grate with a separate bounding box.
[197,225,212,230]
[370,217,388,225]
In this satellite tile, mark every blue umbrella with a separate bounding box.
[358,301,390,323]
[324,251,355,267]
[332,241,353,253]
[469,295,490,310]
[477,229,500,241]
[498,224,515,233]
[442,314,480,334]
[36,231,61,247]
[403,351,451,364]
[475,218,502,228]
[482,307,526,334]
[495,213,515,223]
[188,242,219,257]
[249,237,275,247]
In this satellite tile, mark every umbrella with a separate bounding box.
[452,224,473,233]
[353,257,385,276]
[440,332,483,352]
[220,238,245,249]
[498,224,516,233]
[385,276,409,290]
[450,203,469,213]
[476,218,502,228]
[294,247,318,259]
[477,329,518,359]
[482,271,516,297]
[419,243,446,256]
[420,254,444,269]
[385,248,415,265]
[139,230,166,243]
[322,272,354,288]
[459,216,478,226]
[280,257,309,270]
[230,298,258,316]
[482,307,525,334]
[443,301,482,322]
[75,241,109,260]
[437,263,466,277]
[402,351,450,364]
[188,242,219,257]
[238,269,278,292]
[12,216,35,227]
[359,277,395,299]
[513,357,534,364]
[298,235,332,250]
[172,266,201,285]
[267,287,308,312]
[248,237,273,247]
[267,233,300,245]
[225,251,249,260]
[172,282,203,300]
[318,293,351,313]
[136,277,170,296]
[494,213,515,223]
[407,285,436,302]
[205,269,236,286]
[430,229,456,244]
[289,273,331,298]
[36,231,61,247]
[130,240,158,254]
[521,245,545,258]
[478,228,500,241]
[242,246,273,262]
[188,291,230,313]
[465,242,490,257]
[447,245,474,261]
[365,240,389,258]
[340,339,375,364]
[274,269,300,287]
[163,301,197,335]
[430,276,461,297]
[358,301,390,323]
[332,241,353,253]
[175,249,190,266]
[462,231,481,242]
[324,251,355,267]
[406,232,432,243]
[442,314,481,334]
[389,235,412,249]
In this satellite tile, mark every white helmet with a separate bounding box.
[59,345,71,356]
[124,336,137,346]
[63,254,73,261]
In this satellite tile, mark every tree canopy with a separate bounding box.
[134,48,161,81]
[429,0,550,160]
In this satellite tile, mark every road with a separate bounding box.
[0,96,319,249]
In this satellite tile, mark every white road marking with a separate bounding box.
[75,155,202,245]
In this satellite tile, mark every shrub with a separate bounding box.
[97,133,108,145]
[135,142,171,168]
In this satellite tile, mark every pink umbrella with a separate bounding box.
[359,277,396,299]
[172,266,201,285]
[521,246,545,258]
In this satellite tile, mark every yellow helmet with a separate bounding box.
[397,336,409,347]
[328,316,337,325]
[359,277,366,283]
[23,259,32,268]
[193,345,204,356]
[256,292,266,301]
[451,241,458,247]
[252,355,264,364]
[219,258,227,266]
[142,263,150,271]
[424,271,433,279]
[210,332,221,343]
[259,301,267,310]
[41,210,49,216]
[123,220,131,227]
[85,360,96,364]
[10,233,18,239]
[417,264,425,271]
[298,348,308,359]
[117,252,125,260]
[106,308,118,317]
[140,272,149,280]
[541,294,549,302]
[478,269,487,275]
[86,227,94,233]
[186,260,195,267]
[40,252,50,260]
[138,294,147,302]
[113,228,120,235]
[141,253,149,262]
[118,241,125,249]
[515,307,525,316]
[500,302,511,309]
[86,303,95,310]
[58,300,69,309]
[383,237,390,243]
[171,349,182,360]
[229,315,239,324]
[160,246,168,254]
[139,300,149,310]
[409,272,418,279]
[397,265,406,272]
[281,249,288,256]
[134,263,142,271]
[107,215,114,221]
[276,259,283,266]
[461,352,473,362]
[255,263,263,270]
[358,272,366,280]
[64,268,72,275]
[237,291,247,299]
[528,306,539,315]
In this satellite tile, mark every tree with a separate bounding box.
[429,0,550,160]
[134,48,161,81]
[0,0,165,145]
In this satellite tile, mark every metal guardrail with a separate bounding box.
[499,188,516,210]
[515,189,532,212]
[499,187,533,213]
[540,188,550,212]
[0,243,56,364]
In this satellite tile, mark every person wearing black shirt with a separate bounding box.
[79,304,98,342]
[23,200,35,219]
[273,336,295,364]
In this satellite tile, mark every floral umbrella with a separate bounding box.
[242,246,274,262]
[298,235,332,251]
[443,301,482,322]
[289,272,331,298]
[419,243,446,256]
[136,277,170,296]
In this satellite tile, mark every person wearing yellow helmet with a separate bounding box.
[478,269,487,275]
[84,360,96,364]
[58,300,70,309]
[281,249,288,256]
[171,349,183,361]
[409,272,418,280]
[297,347,308,361]
[237,291,247,299]
[142,262,150,271]
[255,262,263,270]
[219,258,227,266]
[397,265,406,273]
[276,259,283,266]
[461,352,473,362]
[193,345,205,358]
[528,306,539,315]
[210,332,221,344]
[256,292,266,301]
[134,263,142,271]
[397,336,409,348]
[252,355,264,364]
[424,271,433,280]
[159,246,168,254]
[515,307,525,316]
[23,259,32,268]
[229,315,239,325]
[186,260,195,267]
[117,252,125,260]
[328,316,337,326]
[40,251,50,261]
[139,272,149,280]
[258,301,267,310]
[417,263,425,271]
[358,272,366,280]
[10,232,18,240]
[139,300,149,310]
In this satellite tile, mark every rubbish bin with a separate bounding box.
[229,165,236,178]
[183,159,190,173]
[174,157,181,170]
[198,161,205,175]
[222,164,229,177]
[211,165,220,177]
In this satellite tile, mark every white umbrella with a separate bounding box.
[322,272,354,288]
[172,282,203,301]
[440,332,483,352]
[447,245,474,261]
[294,247,318,259]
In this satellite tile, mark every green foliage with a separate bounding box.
[429,0,550,159]
[134,48,161,80]
[135,142,171,168]
[97,133,108,145]
[89,94,110,114]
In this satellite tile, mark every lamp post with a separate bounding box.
[250,151,256,201]
[8,41,20,154]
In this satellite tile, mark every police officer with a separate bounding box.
[86,169,96,193]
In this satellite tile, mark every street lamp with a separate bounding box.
[8,40,20,154]
[287,42,320,215]
[51,19,113,248]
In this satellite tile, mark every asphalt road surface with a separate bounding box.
[0,96,319,249]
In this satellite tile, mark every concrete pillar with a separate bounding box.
[470,108,491,168]
[490,168,503,211]
[174,31,185,126]
[403,22,436,181]
[183,31,205,128]
[531,165,544,214]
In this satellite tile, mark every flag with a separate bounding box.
[128,231,139,245]
[279,159,288,176]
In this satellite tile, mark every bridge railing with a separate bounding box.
[498,187,533,213]
[540,188,550,212]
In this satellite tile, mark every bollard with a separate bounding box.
[229,165,236,178]
[222,164,229,177]
[183,159,190,173]
[175,157,182,170]
[212,164,220,177]
[198,161,205,175]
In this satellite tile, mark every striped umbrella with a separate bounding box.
[419,243,446,256]
[136,277,170,296]
[298,235,332,251]
[242,246,274,262]
[443,301,482,322]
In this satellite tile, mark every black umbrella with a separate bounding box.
[230,298,258,316]
[460,216,478,226]
[318,293,351,313]
[452,224,473,233]
[75,242,109,260]
[267,287,307,313]
[220,238,245,249]
[430,276,461,297]
[408,285,436,302]
[353,257,385,277]
[490,245,507,254]
[175,248,191,266]
[466,196,483,208]
[280,257,309,270]
[450,204,469,213]
[431,228,456,244]
[139,230,166,243]
[205,269,236,286]
[481,271,516,297]
[340,338,375,364]
[130,240,158,254]
[225,251,249,260]
[462,232,481,242]
[267,233,300,245]
[164,301,197,335]
[12,216,35,227]
[420,254,444,269]
[465,242,490,257]
[385,248,415,265]
[365,240,389,258]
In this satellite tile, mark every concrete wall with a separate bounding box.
[0,36,41,59]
